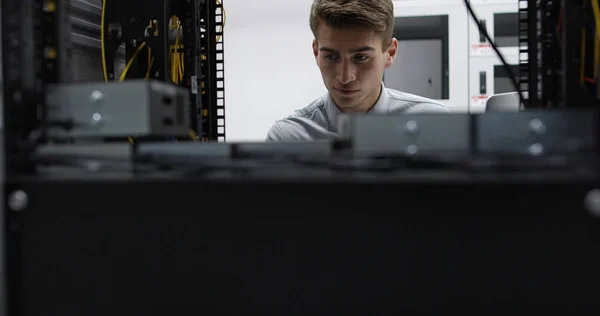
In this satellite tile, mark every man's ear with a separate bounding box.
[385,38,398,69]
[312,39,319,60]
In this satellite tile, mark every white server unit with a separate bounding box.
[467,1,519,112]
[468,0,520,6]
[468,2,519,58]
[387,0,469,112]
[469,55,519,113]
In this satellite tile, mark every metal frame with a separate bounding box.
[6,176,600,314]
[560,0,600,108]
[2,0,63,175]
[182,0,204,137]
[56,0,74,83]
[518,0,561,108]
[200,0,226,141]
[541,0,562,108]
[0,0,50,314]
[101,0,228,139]
[518,0,539,108]
[102,0,170,83]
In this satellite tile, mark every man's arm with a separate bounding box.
[266,121,287,141]
[405,102,450,114]
[266,119,317,141]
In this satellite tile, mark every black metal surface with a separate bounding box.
[561,0,600,108]
[541,0,562,108]
[56,0,74,83]
[1,0,44,175]
[1,1,49,311]
[42,0,60,86]
[103,0,170,82]
[181,0,203,137]
[6,177,600,314]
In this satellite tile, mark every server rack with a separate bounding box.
[200,0,226,142]
[1,0,61,175]
[519,0,600,109]
[100,0,225,140]
[560,0,600,108]
[517,0,556,108]
[1,2,48,313]
[1,0,226,176]
[1,2,225,314]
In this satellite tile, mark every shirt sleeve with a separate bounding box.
[266,119,313,141]
[266,121,288,141]
[405,102,450,114]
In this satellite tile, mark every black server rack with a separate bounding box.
[519,0,600,109]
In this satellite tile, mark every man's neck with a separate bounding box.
[337,83,383,113]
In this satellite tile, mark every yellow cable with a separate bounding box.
[146,57,155,80]
[591,0,600,78]
[122,42,148,144]
[189,129,198,141]
[596,33,599,79]
[146,20,153,80]
[178,49,184,81]
[171,50,177,83]
[173,25,181,84]
[181,48,185,72]
[592,0,600,39]
[173,53,178,83]
[119,42,147,82]
[101,0,108,81]
[147,47,152,78]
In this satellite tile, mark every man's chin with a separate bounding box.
[336,103,365,113]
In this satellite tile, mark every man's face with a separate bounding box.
[313,23,398,113]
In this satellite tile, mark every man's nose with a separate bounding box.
[336,61,356,85]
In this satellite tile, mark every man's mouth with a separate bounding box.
[334,87,359,95]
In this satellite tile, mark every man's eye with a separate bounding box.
[324,55,339,61]
[354,55,369,61]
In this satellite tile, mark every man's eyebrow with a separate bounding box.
[319,47,338,53]
[350,46,376,53]
[319,46,376,53]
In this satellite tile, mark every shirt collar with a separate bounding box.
[325,81,390,129]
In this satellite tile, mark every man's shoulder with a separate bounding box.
[385,88,450,113]
[266,118,306,141]
[266,96,332,141]
[290,95,328,118]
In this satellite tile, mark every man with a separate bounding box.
[266,0,449,141]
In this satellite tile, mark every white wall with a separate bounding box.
[224,0,326,142]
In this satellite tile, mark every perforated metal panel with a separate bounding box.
[200,0,226,141]
[63,0,125,82]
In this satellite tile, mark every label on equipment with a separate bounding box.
[191,76,198,94]
[471,95,488,109]
[470,43,492,56]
